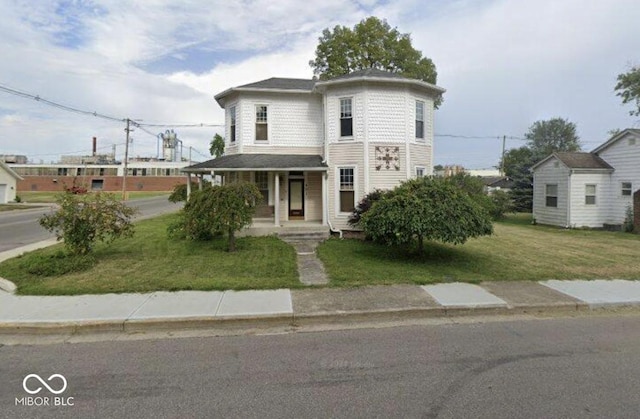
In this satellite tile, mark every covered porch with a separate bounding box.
[182,154,329,228]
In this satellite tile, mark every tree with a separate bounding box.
[178,183,262,252]
[40,190,138,255]
[168,180,211,203]
[309,17,439,103]
[615,65,640,116]
[209,133,225,158]
[501,146,537,212]
[524,118,580,158]
[360,177,493,254]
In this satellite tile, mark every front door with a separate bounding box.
[289,179,304,217]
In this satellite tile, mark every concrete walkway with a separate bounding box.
[2,280,640,336]
[279,237,329,285]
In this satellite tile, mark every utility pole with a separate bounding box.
[500,135,506,176]
[122,118,131,201]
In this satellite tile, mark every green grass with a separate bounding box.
[0,213,299,295]
[18,191,169,203]
[317,213,640,286]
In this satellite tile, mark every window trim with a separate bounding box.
[545,184,558,208]
[416,166,426,178]
[339,97,353,139]
[337,166,356,215]
[622,181,633,197]
[585,184,596,205]
[255,104,268,142]
[415,100,425,140]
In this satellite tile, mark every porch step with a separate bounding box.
[276,231,330,241]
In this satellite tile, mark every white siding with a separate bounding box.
[305,172,323,221]
[0,166,19,203]
[325,87,365,143]
[242,146,323,156]
[328,143,364,230]
[367,88,406,143]
[410,143,431,176]
[228,93,322,153]
[568,173,611,228]
[596,132,640,223]
[369,143,407,190]
[532,158,570,227]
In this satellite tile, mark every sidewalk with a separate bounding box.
[2,279,640,336]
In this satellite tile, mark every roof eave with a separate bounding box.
[592,128,640,154]
[314,76,446,95]
[183,167,328,173]
[215,87,316,108]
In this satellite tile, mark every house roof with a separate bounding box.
[214,69,446,107]
[481,176,514,188]
[532,152,614,171]
[0,161,23,180]
[591,128,640,154]
[183,154,328,172]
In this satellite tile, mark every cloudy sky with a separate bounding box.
[1,0,639,168]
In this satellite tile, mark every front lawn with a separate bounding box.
[0,214,299,295]
[317,213,640,286]
[18,191,169,203]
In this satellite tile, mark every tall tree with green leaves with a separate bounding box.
[209,133,225,158]
[309,17,439,104]
[615,65,640,116]
[524,118,581,159]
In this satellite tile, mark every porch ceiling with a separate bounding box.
[183,154,328,173]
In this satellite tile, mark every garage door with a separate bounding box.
[0,184,6,204]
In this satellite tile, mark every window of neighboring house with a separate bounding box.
[416,167,425,178]
[415,101,425,139]
[255,105,268,141]
[339,167,355,212]
[545,184,558,207]
[585,184,596,205]
[340,98,353,138]
[230,106,236,143]
[622,182,632,196]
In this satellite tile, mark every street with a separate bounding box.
[1,315,640,418]
[0,196,181,252]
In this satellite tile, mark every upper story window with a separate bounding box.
[255,105,268,141]
[416,167,425,178]
[230,106,236,143]
[545,184,558,207]
[622,182,632,196]
[340,98,353,138]
[415,101,425,139]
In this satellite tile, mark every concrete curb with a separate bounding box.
[2,301,636,338]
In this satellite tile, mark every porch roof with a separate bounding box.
[182,154,328,173]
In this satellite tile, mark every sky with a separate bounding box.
[1,0,639,169]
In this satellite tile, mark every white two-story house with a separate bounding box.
[532,128,640,228]
[184,69,445,231]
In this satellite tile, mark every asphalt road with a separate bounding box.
[1,315,640,418]
[0,196,181,252]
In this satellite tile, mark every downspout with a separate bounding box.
[328,219,343,239]
[321,90,341,237]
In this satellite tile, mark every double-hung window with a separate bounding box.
[339,167,355,212]
[416,167,425,178]
[622,182,632,196]
[415,101,425,139]
[230,106,236,143]
[255,105,268,141]
[585,184,596,205]
[545,184,558,207]
[340,98,353,138]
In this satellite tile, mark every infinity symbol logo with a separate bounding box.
[22,374,68,395]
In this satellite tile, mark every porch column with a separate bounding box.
[186,173,192,199]
[274,172,280,226]
[322,171,327,226]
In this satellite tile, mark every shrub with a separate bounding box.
[168,181,209,203]
[360,177,493,253]
[488,190,514,220]
[348,189,386,228]
[39,191,138,255]
[14,195,22,203]
[623,205,634,233]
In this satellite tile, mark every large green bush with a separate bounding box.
[360,177,493,253]
[39,191,138,255]
[172,183,262,252]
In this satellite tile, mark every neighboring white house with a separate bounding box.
[0,160,23,203]
[532,128,640,228]
[184,69,445,231]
